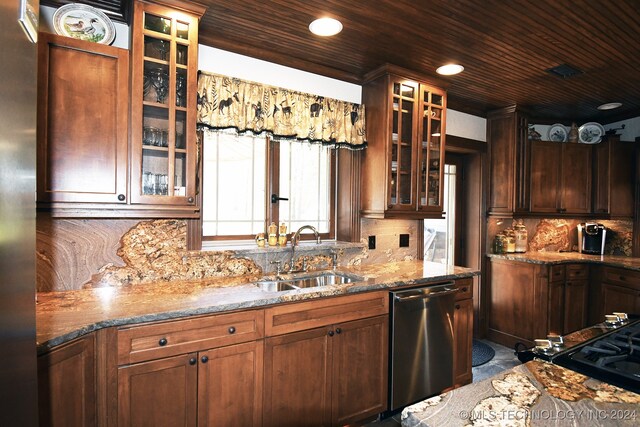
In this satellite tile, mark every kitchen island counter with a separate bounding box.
[36,260,477,352]
[488,252,640,270]
[402,360,639,426]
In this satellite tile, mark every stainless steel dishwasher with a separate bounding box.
[389,282,457,411]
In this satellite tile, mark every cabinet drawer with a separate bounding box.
[455,278,473,301]
[265,291,388,336]
[549,265,565,282]
[117,310,264,365]
[566,264,588,280]
[602,267,640,291]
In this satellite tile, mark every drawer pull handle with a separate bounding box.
[189,358,197,366]
[228,326,236,334]
[619,275,626,281]
[328,330,335,337]
[461,287,468,292]
[455,304,461,310]
[201,355,209,363]
[335,327,342,334]
[158,338,168,346]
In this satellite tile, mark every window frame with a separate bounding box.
[201,134,337,242]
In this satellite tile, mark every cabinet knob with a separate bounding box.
[187,196,194,203]
[455,304,461,310]
[201,355,209,363]
[335,327,342,334]
[189,357,197,366]
[461,287,468,292]
[158,338,168,346]
[117,194,125,201]
[328,330,335,337]
[228,326,236,334]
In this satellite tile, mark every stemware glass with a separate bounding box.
[148,68,168,104]
[175,74,186,107]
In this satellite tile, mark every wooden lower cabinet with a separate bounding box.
[453,298,473,387]
[38,334,96,427]
[594,267,640,319]
[263,315,388,427]
[198,341,264,427]
[602,283,640,316]
[117,353,198,427]
[563,279,588,334]
[488,259,589,348]
[331,316,388,426]
[117,340,263,427]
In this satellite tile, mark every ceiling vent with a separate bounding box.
[546,64,583,79]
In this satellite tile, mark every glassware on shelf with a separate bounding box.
[514,219,528,253]
[176,73,186,107]
[146,67,169,104]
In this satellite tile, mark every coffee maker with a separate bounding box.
[577,223,607,255]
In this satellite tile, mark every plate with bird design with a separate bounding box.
[53,3,115,45]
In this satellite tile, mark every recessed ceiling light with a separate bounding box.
[597,102,622,110]
[436,64,464,75]
[309,17,343,36]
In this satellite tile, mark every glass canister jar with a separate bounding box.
[504,228,516,253]
[493,233,506,254]
[514,220,528,253]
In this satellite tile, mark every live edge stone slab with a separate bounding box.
[402,360,639,427]
[36,260,478,354]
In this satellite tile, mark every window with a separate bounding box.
[202,131,335,241]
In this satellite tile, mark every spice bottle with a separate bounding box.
[268,222,278,246]
[278,223,287,246]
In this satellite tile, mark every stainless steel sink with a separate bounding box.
[254,271,363,291]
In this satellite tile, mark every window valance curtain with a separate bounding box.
[196,71,367,149]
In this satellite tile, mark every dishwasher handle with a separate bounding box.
[393,287,458,303]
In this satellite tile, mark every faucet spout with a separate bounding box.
[289,225,321,272]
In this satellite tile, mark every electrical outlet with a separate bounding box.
[368,235,376,250]
[399,234,410,247]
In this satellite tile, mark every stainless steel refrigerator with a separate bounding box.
[0,0,38,424]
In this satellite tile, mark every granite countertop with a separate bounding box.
[36,260,478,353]
[402,360,639,426]
[488,252,640,271]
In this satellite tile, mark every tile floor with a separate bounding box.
[363,340,520,427]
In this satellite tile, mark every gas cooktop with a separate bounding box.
[518,314,640,394]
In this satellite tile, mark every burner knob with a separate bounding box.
[605,314,621,325]
[613,312,628,322]
[534,339,553,352]
[547,334,564,348]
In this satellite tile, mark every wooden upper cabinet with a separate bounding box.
[487,106,529,216]
[37,33,128,205]
[529,141,592,214]
[593,137,636,217]
[361,65,447,219]
[130,0,204,213]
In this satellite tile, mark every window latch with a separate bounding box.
[271,193,289,204]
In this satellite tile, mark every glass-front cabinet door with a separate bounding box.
[417,85,446,213]
[388,80,418,212]
[131,0,200,206]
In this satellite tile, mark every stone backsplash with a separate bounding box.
[488,217,633,256]
[38,218,369,290]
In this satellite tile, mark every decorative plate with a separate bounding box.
[547,124,568,142]
[578,122,605,144]
[53,3,115,45]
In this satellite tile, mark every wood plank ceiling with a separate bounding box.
[46,0,640,123]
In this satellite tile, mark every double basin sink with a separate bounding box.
[255,271,364,292]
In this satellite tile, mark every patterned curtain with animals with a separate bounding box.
[196,71,367,149]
